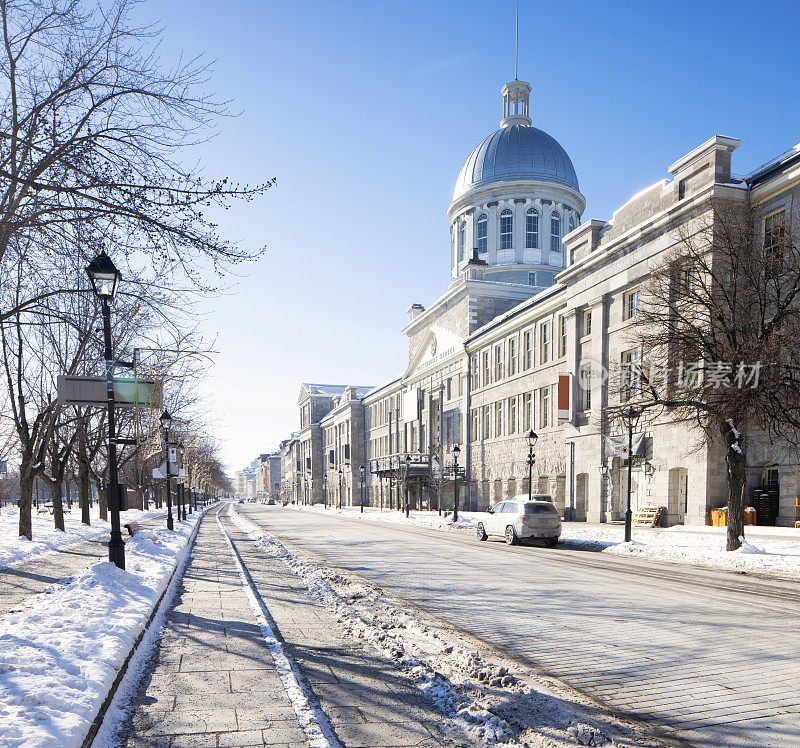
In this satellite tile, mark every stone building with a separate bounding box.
[279,77,800,527]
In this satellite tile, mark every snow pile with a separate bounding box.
[0,513,202,748]
[217,506,337,748]
[0,506,167,570]
[288,503,479,532]
[231,507,655,748]
[561,524,800,577]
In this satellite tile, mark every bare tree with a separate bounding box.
[626,199,800,550]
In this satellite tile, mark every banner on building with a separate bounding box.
[557,374,572,423]
[403,387,418,424]
[605,433,646,458]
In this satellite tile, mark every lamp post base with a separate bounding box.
[624,508,633,542]
[108,532,125,569]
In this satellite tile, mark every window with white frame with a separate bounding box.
[476,213,488,255]
[508,337,517,376]
[471,409,479,441]
[522,329,533,370]
[558,315,567,358]
[494,401,503,437]
[526,208,539,248]
[482,350,490,386]
[764,208,786,277]
[500,209,513,250]
[458,221,467,263]
[522,392,532,430]
[539,386,551,428]
[482,405,491,440]
[583,309,592,337]
[470,355,478,390]
[508,396,517,434]
[621,348,641,401]
[550,211,561,252]
[580,363,592,410]
[540,321,552,364]
[623,288,640,320]
[494,343,503,380]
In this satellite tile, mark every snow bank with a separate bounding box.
[0,506,167,571]
[0,512,203,748]
[288,503,479,532]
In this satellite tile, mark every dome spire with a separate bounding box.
[501,80,531,127]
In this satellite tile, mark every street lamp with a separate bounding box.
[404,453,411,518]
[160,409,173,531]
[359,465,365,513]
[86,251,124,570]
[338,467,343,509]
[322,473,328,508]
[452,445,461,522]
[620,405,641,542]
[525,429,538,503]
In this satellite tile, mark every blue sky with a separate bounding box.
[144,0,800,470]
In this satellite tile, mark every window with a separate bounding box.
[494,401,503,437]
[476,213,488,255]
[621,348,641,401]
[558,315,567,358]
[470,355,478,390]
[508,396,517,434]
[522,392,532,430]
[580,363,592,411]
[522,329,533,370]
[500,209,513,250]
[482,405,491,440]
[623,288,640,320]
[540,321,552,364]
[764,208,786,277]
[550,211,561,252]
[526,208,539,248]
[471,409,479,442]
[494,343,503,380]
[528,272,536,286]
[446,377,452,401]
[482,350,490,386]
[508,337,517,376]
[458,221,467,263]
[583,310,592,337]
[539,386,551,428]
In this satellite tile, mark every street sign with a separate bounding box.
[152,462,183,479]
[57,375,158,407]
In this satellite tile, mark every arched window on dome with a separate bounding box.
[500,209,513,250]
[476,214,488,255]
[458,221,467,263]
[525,208,539,249]
[550,211,561,253]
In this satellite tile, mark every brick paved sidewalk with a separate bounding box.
[0,512,168,617]
[120,508,453,748]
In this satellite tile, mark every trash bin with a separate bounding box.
[744,507,757,525]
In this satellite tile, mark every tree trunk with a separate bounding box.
[51,479,65,532]
[79,464,90,526]
[18,469,33,541]
[97,478,107,522]
[723,420,746,551]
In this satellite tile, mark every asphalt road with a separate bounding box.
[240,505,800,748]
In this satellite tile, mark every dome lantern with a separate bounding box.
[501,80,531,127]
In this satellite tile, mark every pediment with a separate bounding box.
[404,325,464,379]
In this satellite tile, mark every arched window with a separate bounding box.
[476,214,488,255]
[458,220,467,262]
[500,209,513,250]
[525,208,539,249]
[550,211,561,252]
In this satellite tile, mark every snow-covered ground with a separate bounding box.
[0,506,167,570]
[236,505,661,748]
[0,509,207,748]
[287,503,800,578]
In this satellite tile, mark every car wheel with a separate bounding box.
[545,536,559,548]
[505,525,518,545]
[476,523,488,541]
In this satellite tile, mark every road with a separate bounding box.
[240,505,800,748]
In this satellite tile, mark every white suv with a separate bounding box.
[476,495,561,547]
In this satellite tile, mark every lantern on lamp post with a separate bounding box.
[160,410,174,531]
[524,429,538,503]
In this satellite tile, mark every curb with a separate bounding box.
[81,504,216,748]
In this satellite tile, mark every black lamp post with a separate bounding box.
[525,429,538,502]
[337,467,343,509]
[160,410,173,531]
[404,453,411,518]
[620,405,641,542]
[86,251,124,569]
[452,445,461,522]
[322,473,328,508]
[599,462,609,522]
[179,444,188,518]
[359,465,365,513]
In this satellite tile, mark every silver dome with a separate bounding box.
[453,125,579,201]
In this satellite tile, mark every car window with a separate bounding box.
[503,502,520,513]
[490,502,505,514]
[525,502,559,515]
[532,494,553,502]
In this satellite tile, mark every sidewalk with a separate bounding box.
[0,513,168,617]
[120,508,450,747]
